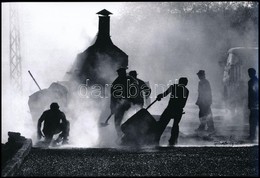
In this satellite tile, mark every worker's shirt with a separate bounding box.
[163,84,189,110]
[137,79,151,98]
[196,78,212,106]
[132,78,151,105]
[111,75,137,106]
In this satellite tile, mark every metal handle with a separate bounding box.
[145,99,158,110]
[28,70,42,91]
[105,113,113,123]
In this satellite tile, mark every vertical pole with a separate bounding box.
[9,4,22,94]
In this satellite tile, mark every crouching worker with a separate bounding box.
[37,102,70,146]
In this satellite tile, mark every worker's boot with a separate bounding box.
[168,139,177,146]
[62,137,69,145]
[54,134,63,143]
[195,117,206,132]
[195,125,205,132]
[206,114,215,134]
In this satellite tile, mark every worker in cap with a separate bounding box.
[195,70,215,133]
[247,68,259,141]
[110,67,136,141]
[129,70,138,77]
[50,102,59,110]
[117,67,127,72]
[197,70,205,76]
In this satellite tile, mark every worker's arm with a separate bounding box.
[37,112,45,140]
[140,82,151,98]
[195,82,201,105]
[60,112,68,123]
[157,85,173,101]
[208,82,212,105]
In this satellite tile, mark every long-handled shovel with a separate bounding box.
[100,99,158,128]
[100,113,113,127]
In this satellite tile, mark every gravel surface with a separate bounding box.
[15,146,258,176]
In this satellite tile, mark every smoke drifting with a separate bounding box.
[112,2,258,145]
[1,2,258,146]
[1,2,125,146]
[114,2,258,99]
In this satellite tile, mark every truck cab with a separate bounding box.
[222,47,258,114]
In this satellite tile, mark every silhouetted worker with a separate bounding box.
[247,68,259,141]
[37,102,70,146]
[129,70,151,108]
[195,70,215,133]
[156,77,189,145]
[111,67,137,138]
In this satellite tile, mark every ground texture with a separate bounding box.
[15,146,258,176]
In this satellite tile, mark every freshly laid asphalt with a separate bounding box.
[10,106,259,176]
[15,146,258,177]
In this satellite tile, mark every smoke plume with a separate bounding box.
[1,2,258,146]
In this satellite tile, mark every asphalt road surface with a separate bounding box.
[13,104,259,176]
[15,146,258,176]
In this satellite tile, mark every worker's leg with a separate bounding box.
[114,109,125,138]
[198,116,207,130]
[196,105,207,131]
[249,109,258,140]
[169,111,183,145]
[115,101,132,136]
[206,108,215,132]
[61,120,70,144]
[54,120,70,144]
[156,108,172,141]
[42,131,54,146]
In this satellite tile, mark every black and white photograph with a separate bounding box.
[1,1,259,176]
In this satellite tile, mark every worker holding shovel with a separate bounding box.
[156,77,189,146]
[109,67,137,139]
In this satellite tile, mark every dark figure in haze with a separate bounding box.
[156,77,189,145]
[111,67,137,138]
[37,102,70,146]
[195,70,215,133]
[247,68,259,141]
[129,70,151,108]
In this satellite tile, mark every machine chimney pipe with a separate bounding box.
[96,9,112,40]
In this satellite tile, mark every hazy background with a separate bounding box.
[1,2,258,146]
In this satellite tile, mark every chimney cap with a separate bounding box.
[97,9,113,16]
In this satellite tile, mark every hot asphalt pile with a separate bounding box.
[15,146,258,176]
